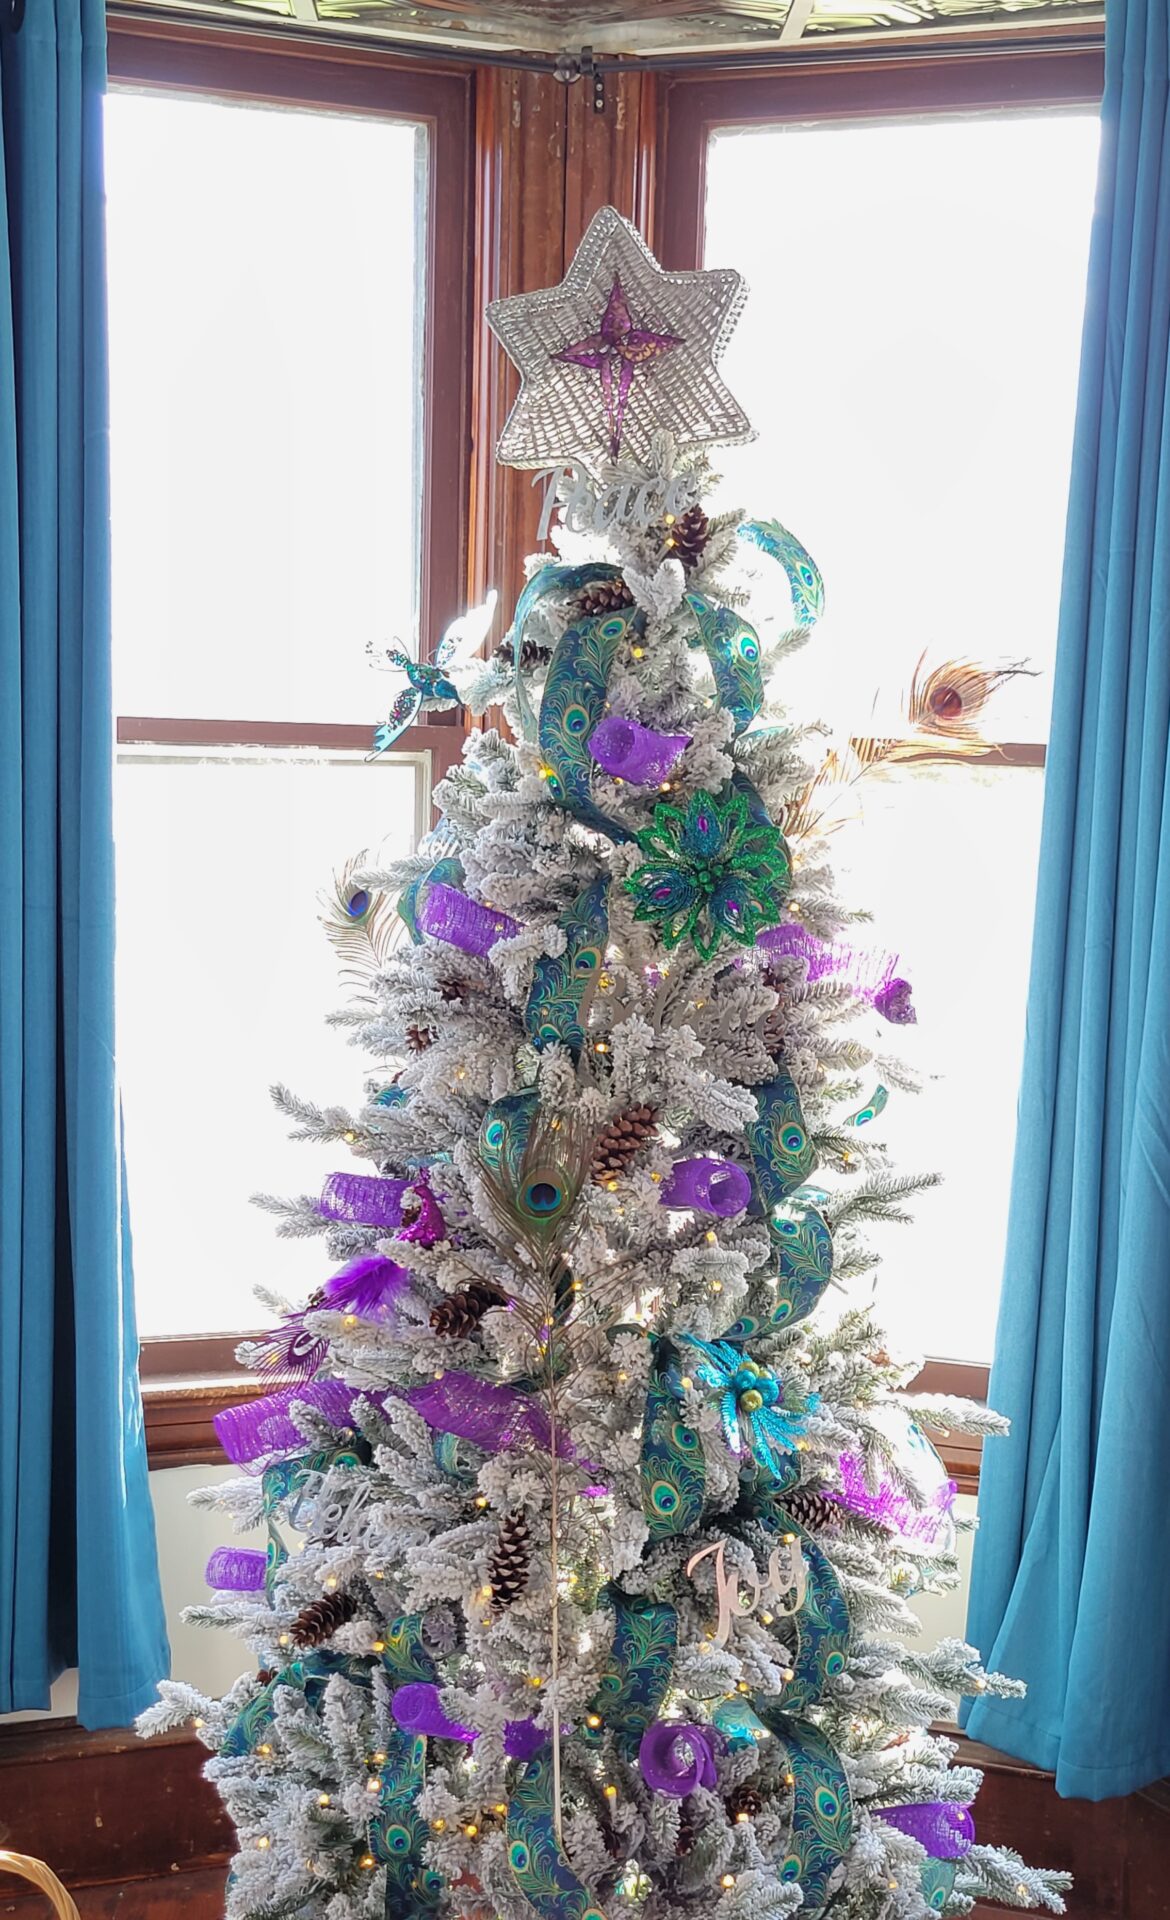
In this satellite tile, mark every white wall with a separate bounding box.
[3,1473,975,1723]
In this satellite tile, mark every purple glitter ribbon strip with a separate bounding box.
[638,1721,719,1797]
[214,1378,358,1467]
[873,1801,975,1859]
[417,881,521,956]
[205,1546,268,1592]
[756,923,916,1024]
[833,1452,957,1546]
[588,714,692,786]
[318,1172,412,1230]
[659,1155,751,1217]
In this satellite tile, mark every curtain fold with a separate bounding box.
[0,0,169,1726]
[963,0,1170,1801]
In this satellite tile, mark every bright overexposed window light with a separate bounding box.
[706,109,1099,1359]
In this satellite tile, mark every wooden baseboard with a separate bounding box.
[1,1719,1165,1918]
[0,1719,232,1913]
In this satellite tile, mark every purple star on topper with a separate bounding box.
[554,276,682,459]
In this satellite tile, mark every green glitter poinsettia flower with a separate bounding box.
[623,784,791,961]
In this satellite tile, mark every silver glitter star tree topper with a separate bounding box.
[486,205,754,471]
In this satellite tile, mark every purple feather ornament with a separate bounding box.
[318,1172,412,1229]
[205,1546,268,1592]
[873,1802,975,1858]
[318,1254,414,1322]
[214,1379,358,1467]
[638,1721,719,1797]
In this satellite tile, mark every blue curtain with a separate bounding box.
[963,0,1170,1802]
[0,0,168,1725]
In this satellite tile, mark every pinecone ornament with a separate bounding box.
[675,1803,699,1856]
[486,1509,531,1612]
[438,979,466,1003]
[591,1105,657,1187]
[781,1487,841,1533]
[430,1282,505,1340]
[726,1782,763,1823]
[494,636,552,671]
[578,579,634,618]
[290,1588,359,1649]
[665,505,709,570]
[405,1023,434,1053]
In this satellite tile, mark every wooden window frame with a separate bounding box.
[107,22,476,1443]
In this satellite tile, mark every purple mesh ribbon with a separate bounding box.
[214,1379,358,1467]
[504,1718,546,1762]
[396,1373,606,1486]
[833,1452,957,1546]
[417,881,521,957]
[873,1802,975,1859]
[659,1156,751,1217]
[392,1683,476,1742]
[318,1254,414,1322]
[638,1722,718,1797]
[318,1172,412,1229]
[401,1374,545,1452]
[588,715,691,786]
[205,1546,268,1592]
[757,923,916,1025]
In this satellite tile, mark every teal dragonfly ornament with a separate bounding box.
[623,784,791,961]
[371,595,497,755]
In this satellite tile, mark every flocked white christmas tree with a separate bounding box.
[141,208,1069,1920]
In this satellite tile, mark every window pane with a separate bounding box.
[706,110,1099,742]
[105,93,425,722]
[829,763,1043,1362]
[705,110,1098,1360]
[116,750,424,1334]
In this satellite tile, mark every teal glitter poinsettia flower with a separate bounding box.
[622,784,790,961]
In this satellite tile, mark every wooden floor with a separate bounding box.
[0,1720,1166,1919]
